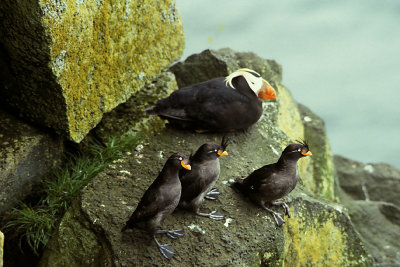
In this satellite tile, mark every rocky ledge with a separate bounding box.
[38,49,373,266]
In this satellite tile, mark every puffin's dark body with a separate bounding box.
[146,76,264,131]
[122,153,190,259]
[178,141,228,220]
[233,143,311,226]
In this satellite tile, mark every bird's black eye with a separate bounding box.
[179,157,182,161]
[297,148,301,152]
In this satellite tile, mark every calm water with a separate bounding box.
[176,0,400,168]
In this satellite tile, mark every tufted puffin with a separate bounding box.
[145,68,276,132]
[122,153,191,260]
[179,137,229,220]
[232,141,312,226]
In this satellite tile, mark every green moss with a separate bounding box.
[276,85,304,142]
[284,211,346,266]
[37,0,185,142]
[38,201,112,267]
[93,71,179,140]
[282,201,372,267]
[4,134,141,255]
[298,104,336,201]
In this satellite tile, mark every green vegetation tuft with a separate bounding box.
[4,134,141,255]
[4,204,56,255]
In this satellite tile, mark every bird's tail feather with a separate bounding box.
[232,178,247,195]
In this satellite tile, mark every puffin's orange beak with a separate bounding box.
[258,84,277,100]
[301,151,312,156]
[217,150,228,157]
[181,161,191,170]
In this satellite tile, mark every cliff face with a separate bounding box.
[335,155,400,266]
[0,110,64,216]
[0,0,184,142]
[38,49,372,266]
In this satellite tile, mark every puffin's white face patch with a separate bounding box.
[225,68,269,95]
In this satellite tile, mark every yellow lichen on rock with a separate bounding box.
[282,204,366,267]
[276,85,315,194]
[284,211,345,266]
[38,0,184,142]
[276,85,304,142]
[0,231,3,267]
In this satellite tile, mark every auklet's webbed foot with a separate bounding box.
[261,205,285,226]
[272,201,291,218]
[156,229,185,239]
[271,212,285,226]
[153,236,174,260]
[196,210,225,220]
[204,188,222,200]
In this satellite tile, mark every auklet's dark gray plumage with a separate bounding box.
[179,137,228,220]
[145,68,276,132]
[233,141,312,226]
[121,153,191,260]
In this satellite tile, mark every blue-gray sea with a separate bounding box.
[176,0,400,168]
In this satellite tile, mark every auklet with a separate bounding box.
[145,68,276,132]
[179,137,229,220]
[121,153,191,260]
[232,141,312,226]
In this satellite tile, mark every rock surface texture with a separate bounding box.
[0,0,184,142]
[335,155,400,266]
[39,49,372,266]
[0,110,64,216]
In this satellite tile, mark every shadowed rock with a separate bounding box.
[0,110,64,216]
[335,155,400,266]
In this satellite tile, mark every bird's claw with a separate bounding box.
[165,229,185,239]
[209,210,225,220]
[272,212,285,226]
[197,210,225,220]
[204,188,222,200]
[158,244,174,260]
[282,202,290,218]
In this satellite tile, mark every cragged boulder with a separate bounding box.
[335,155,400,266]
[0,109,64,216]
[0,0,184,142]
[39,49,372,266]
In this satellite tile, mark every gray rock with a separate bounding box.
[297,103,336,201]
[335,155,400,206]
[39,49,371,266]
[93,71,180,141]
[0,110,64,216]
[335,155,400,266]
[170,48,282,89]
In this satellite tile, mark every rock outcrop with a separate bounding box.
[0,110,64,216]
[335,155,400,266]
[39,49,372,266]
[0,0,184,142]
